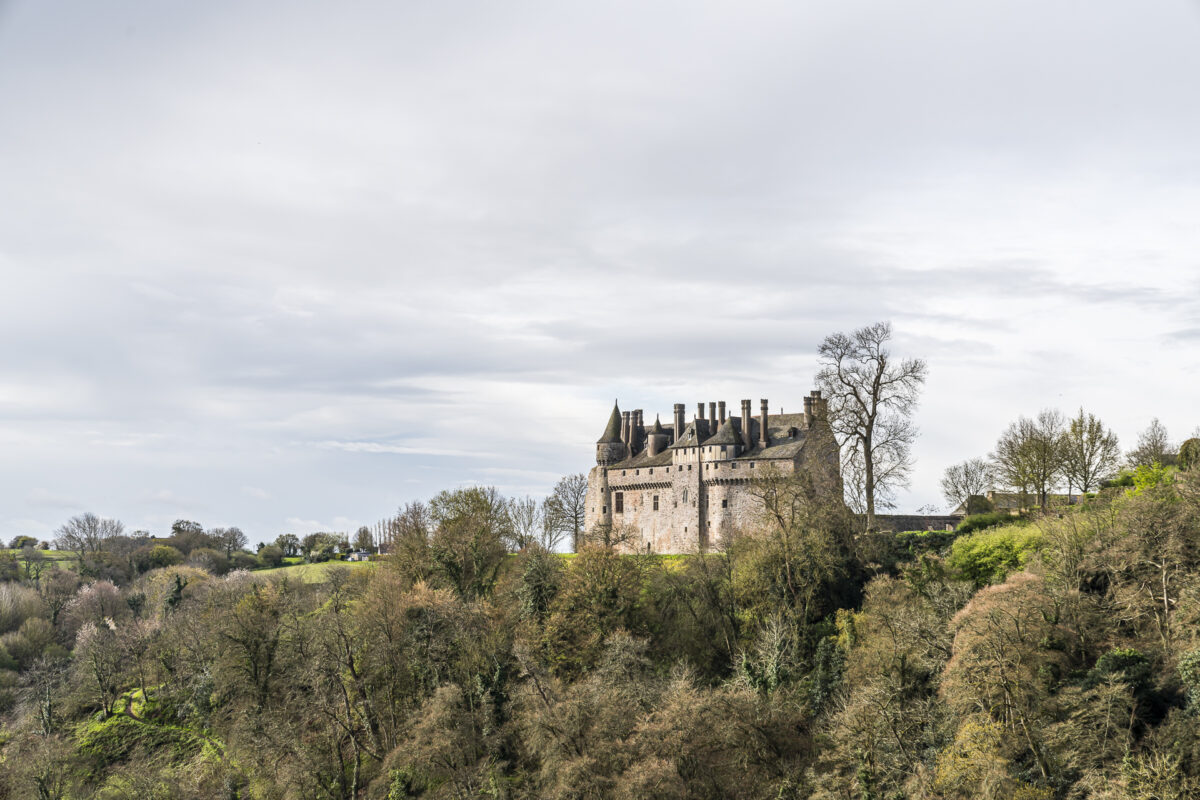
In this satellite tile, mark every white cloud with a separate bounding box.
[2,0,1199,538]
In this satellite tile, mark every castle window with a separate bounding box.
[731,462,738,469]
[635,469,639,475]
[683,489,688,502]
[720,446,727,455]
[722,499,728,508]
[687,464,692,471]
[602,506,607,513]
[649,468,653,474]
[750,462,755,468]
[653,495,659,511]
[615,493,624,514]
[622,470,627,476]
[678,466,682,472]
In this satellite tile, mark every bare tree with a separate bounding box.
[1127,418,1174,468]
[506,495,543,551]
[544,473,588,552]
[53,513,123,560]
[816,321,927,529]
[990,410,1065,511]
[940,458,994,512]
[211,526,248,557]
[1061,408,1120,494]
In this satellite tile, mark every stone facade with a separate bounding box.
[584,391,841,553]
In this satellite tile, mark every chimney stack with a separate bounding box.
[718,400,726,424]
[759,399,769,447]
[633,410,643,453]
[709,402,717,431]
[673,403,685,444]
[803,396,814,428]
[621,411,631,451]
[741,399,753,448]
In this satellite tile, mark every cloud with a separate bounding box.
[2,0,1200,538]
[25,489,83,510]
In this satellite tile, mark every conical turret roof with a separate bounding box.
[597,402,623,444]
[652,415,664,434]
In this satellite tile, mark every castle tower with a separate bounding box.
[647,416,670,456]
[596,402,626,465]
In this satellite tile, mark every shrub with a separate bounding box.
[1085,648,1152,694]
[1179,438,1200,471]
[0,617,55,668]
[257,545,284,568]
[948,524,1043,586]
[1128,462,1174,495]
[132,544,184,573]
[133,566,211,620]
[187,547,230,576]
[1102,471,1135,489]
[230,552,260,571]
[1179,647,1200,709]
[956,511,1015,535]
[7,535,37,550]
[893,529,957,559]
[0,582,47,634]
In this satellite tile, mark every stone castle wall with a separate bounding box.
[585,457,798,553]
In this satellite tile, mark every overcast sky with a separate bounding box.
[2,1,1199,544]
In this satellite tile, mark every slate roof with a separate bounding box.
[607,411,816,468]
[707,418,743,446]
[597,403,623,444]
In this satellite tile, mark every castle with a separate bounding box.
[584,391,841,553]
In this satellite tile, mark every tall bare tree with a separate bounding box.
[940,457,994,512]
[506,495,543,551]
[1061,408,1120,494]
[53,513,123,560]
[544,473,588,552]
[990,410,1065,511]
[1127,417,1174,468]
[816,321,927,529]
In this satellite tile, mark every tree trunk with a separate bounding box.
[864,433,876,530]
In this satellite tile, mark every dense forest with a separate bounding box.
[3,457,1200,799]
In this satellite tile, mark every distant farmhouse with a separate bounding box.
[584,391,841,553]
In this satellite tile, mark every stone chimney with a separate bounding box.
[759,399,769,447]
[633,410,643,454]
[741,399,753,448]
[621,411,631,452]
[718,400,726,424]
[803,395,814,429]
[673,403,685,444]
[709,402,717,429]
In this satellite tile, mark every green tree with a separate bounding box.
[1061,408,1120,494]
[991,410,1065,511]
[428,487,511,600]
